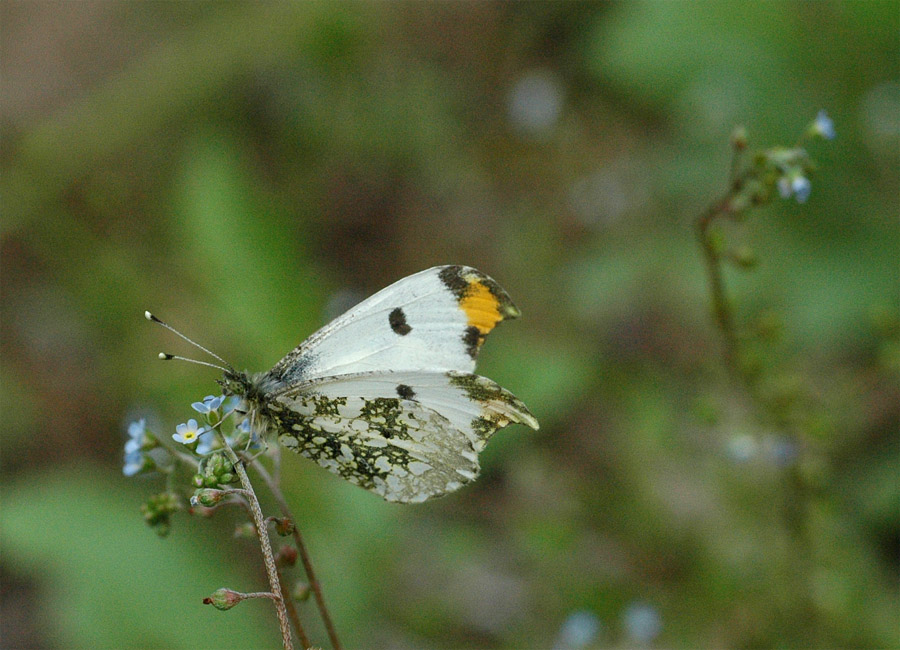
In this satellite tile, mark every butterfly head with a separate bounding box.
[218,369,254,399]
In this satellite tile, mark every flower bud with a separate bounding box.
[141,492,180,537]
[274,517,295,536]
[191,489,227,508]
[204,588,243,611]
[276,545,298,567]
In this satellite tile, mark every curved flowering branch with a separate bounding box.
[122,393,341,649]
[696,111,835,385]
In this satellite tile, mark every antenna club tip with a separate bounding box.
[159,353,174,360]
[145,311,160,322]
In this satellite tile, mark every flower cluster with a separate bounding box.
[726,110,835,209]
[123,392,259,534]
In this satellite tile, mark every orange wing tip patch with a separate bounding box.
[460,280,505,334]
[438,265,522,360]
[438,265,521,332]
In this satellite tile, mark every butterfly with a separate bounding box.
[148,265,538,503]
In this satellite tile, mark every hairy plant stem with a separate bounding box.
[238,591,279,600]
[223,446,294,650]
[250,458,344,650]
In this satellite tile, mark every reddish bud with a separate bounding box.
[276,545,298,567]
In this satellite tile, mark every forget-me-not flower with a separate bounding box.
[125,418,148,454]
[811,109,836,140]
[123,418,152,476]
[777,172,812,203]
[173,418,206,445]
[192,395,226,415]
[622,601,662,644]
[123,450,146,477]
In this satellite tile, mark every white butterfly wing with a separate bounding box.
[267,370,538,503]
[264,266,521,385]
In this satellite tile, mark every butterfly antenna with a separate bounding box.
[145,311,236,372]
[157,353,229,372]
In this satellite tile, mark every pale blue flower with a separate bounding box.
[726,434,758,463]
[223,395,242,412]
[123,418,153,475]
[555,610,601,649]
[812,109,836,140]
[226,418,261,450]
[623,602,662,644]
[123,450,146,477]
[173,418,206,445]
[791,175,811,202]
[769,436,799,467]
[125,418,148,454]
[778,172,812,203]
[192,395,225,415]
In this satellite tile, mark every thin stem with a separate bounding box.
[224,446,294,650]
[696,198,741,379]
[240,591,280,600]
[250,458,344,650]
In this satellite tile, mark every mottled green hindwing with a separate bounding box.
[268,393,483,503]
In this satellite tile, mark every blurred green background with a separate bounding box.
[2,2,898,648]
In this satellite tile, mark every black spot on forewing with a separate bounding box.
[389,307,412,335]
[396,384,416,400]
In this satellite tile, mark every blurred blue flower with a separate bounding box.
[192,394,225,415]
[811,109,836,140]
[173,418,206,445]
[623,601,662,644]
[508,69,564,135]
[726,434,758,463]
[223,395,242,413]
[777,173,812,203]
[125,418,148,454]
[123,418,153,476]
[555,610,601,649]
[791,175,811,202]
[123,450,147,477]
[768,436,799,467]
[226,418,261,450]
